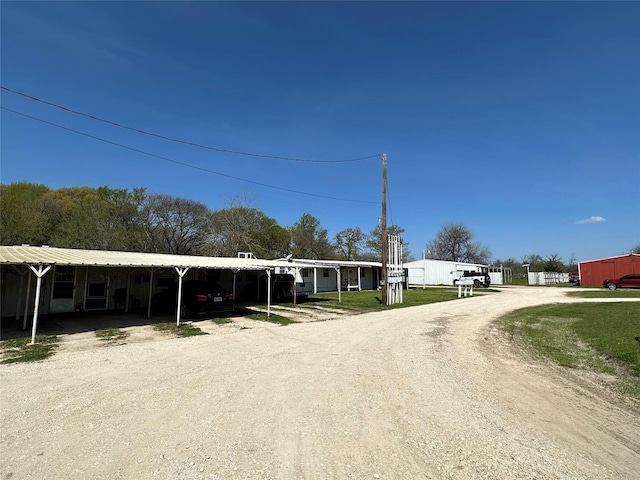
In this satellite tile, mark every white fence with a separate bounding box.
[528,272,569,285]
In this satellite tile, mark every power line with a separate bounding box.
[1,106,378,205]
[1,86,381,163]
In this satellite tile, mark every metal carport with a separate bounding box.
[0,245,308,343]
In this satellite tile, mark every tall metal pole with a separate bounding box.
[381,153,388,305]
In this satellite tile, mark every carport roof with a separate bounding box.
[0,245,307,270]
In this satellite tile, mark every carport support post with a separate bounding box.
[232,269,239,301]
[28,264,52,344]
[146,268,158,319]
[266,269,272,317]
[175,267,189,326]
[335,267,342,303]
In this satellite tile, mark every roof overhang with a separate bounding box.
[0,246,309,271]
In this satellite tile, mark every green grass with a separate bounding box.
[95,328,130,343]
[290,287,496,314]
[211,317,234,325]
[153,322,207,337]
[244,311,297,326]
[497,302,640,397]
[1,335,60,363]
[566,290,640,299]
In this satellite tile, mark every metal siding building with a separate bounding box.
[578,254,640,287]
[404,259,488,287]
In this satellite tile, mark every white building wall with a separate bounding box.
[405,259,487,287]
[315,268,338,292]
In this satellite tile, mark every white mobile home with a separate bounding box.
[276,259,382,293]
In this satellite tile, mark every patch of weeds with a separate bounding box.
[245,312,297,326]
[1,335,59,363]
[95,328,129,343]
[153,322,207,337]
[211,317,234,325]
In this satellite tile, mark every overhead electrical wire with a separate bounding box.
[1,86,381,163]
[1,106,378,205]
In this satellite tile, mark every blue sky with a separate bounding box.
[1,1,639,263]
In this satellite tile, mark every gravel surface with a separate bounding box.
[1,286,639,479]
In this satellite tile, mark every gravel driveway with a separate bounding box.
[1,286,639,479]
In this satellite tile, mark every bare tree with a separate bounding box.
[426,223,491,264]
[140,193,209,255]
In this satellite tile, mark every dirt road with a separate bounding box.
[1,287,639,479]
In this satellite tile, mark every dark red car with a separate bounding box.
[153,280,235,317]
[602,274,640,290]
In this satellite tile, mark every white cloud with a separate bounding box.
[575,216,606,225]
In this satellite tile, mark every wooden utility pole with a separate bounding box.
[381,153,388,305]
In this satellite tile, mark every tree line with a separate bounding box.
[5,182,634,271]
[0,182,411,261]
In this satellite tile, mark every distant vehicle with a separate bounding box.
[569,272,580,284]
[453,271,491,288]
[152,280,235,317]
[274,264,315,299]
[602,274,640,290]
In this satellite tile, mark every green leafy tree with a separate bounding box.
[542,254,565,272]
[520,254,545,272]
[44,186,109,249]
[252,217,291,259]
[335,227,366,261]
[426,223,491,264]
[0,182,55,246]
[93,186,147,251]
[289,213,335,259]
[205,195,290,258]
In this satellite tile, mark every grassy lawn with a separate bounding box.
[280,287,496,314]
[566,290,640,299]
[0,335,60,363]
[497,302,640,397]
[153,322,207,337]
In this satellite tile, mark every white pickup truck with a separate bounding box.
[453,271,491,288]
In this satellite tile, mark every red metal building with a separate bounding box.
[578,254,640,287]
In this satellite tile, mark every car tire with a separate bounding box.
[473,280,481,288]
[453,280,458,286]
[606,282,618,290]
